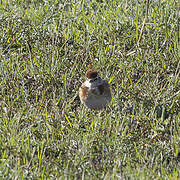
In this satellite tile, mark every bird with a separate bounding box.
[79,68,112,110]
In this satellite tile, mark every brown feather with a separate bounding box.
[85,69,98,79]
[79,84,88,100]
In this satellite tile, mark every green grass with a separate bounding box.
[0,0,179,179]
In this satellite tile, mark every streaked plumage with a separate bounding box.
[79,69,111,110]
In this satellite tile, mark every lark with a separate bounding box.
[79,69,111,110]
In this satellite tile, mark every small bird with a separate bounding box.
[79,69,112,110]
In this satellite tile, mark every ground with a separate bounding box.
[0,0,179,179]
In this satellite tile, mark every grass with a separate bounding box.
[0,0,179,179]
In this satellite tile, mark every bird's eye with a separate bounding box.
[89,77,98,83]
[89,79,94,83]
